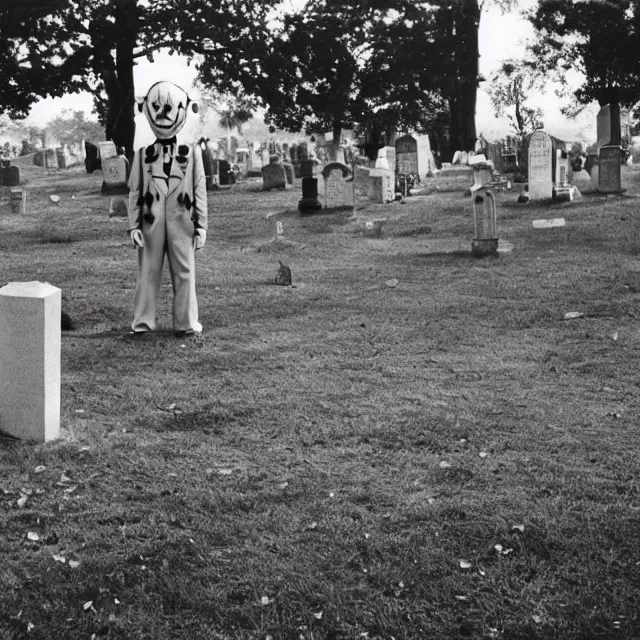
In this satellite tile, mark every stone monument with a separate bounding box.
[527,130,553,200]
[101,156,129,195]
[262,161,288,191]
[0,282,61,442]
[598,145,623,194]
[321,162,353,210]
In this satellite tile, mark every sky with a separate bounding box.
[23,1,599,145]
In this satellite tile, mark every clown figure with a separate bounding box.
[128,81,207,336]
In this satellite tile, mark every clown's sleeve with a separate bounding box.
[127,148,143,232]
[192,144,208,232]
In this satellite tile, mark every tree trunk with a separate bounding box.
[446,0,479,159]
[327,119,342,162]
[109,0,138,159]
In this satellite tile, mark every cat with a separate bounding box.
[275,261,292,286]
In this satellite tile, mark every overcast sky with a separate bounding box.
[24,1,598,144]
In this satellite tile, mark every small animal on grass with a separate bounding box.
[275,261,292,286]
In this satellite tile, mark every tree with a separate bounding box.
[217,97,255,136]
[487,59,544,139]
[0,0,278,157]
[45,109,104,146]
[529,0,640,129]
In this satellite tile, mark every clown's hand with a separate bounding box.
[130,229,144,249]
[193,228,206,251]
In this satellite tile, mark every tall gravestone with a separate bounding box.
[45,148,58,169]
[298,159,322,212]
[98,141,117,161]
[321,162,353,210]
[527,130,553,200]
[85,141,100,173]
[599,145,622,193]
[0,282,61,442]
[395,134,435,182]
[101,156,128,195]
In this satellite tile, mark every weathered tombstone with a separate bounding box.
[219,159,232,185]
[0,282,61,442]
[98,141,117,161]
[598,145,622,193]
[298,176,322,213]
[56,147,67,169]
[395,133,436,183]
[33,150,46,167]
[527,130,553,200]
[84,141,100,173]
[471,185,498,257]
[4,165,20,187]
[262,162,288,191]
[290,144,298,163]
[321,162,352,209]
[10,188,27,215]
[101,156,128,195]
[298,142,309,160]
[369,168,395,203]
[108,197,128,217]
[45,148,58,169]
[282,162,294,185]
[300,159,315,178]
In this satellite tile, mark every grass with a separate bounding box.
[1,162,640,639]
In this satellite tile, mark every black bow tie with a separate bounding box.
[156,136,177,146]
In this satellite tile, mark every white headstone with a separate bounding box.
[0,282,61,442]
[102,156,128,187]
[325,168,347,208]
[98,141,118,160]
[528,131,553,200]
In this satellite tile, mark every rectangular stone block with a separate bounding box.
[10,188,26,215]
[0,282,61,442]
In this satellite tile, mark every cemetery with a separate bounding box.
[2,0,640,636]
[1,144,640,638]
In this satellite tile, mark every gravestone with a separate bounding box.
[202,145,218,191]
[10,188,27,215]
[598,145,622,193]
[395,134,435,183]
[527,130,553,200]
[283,162,294,185]
[33,150,46,167]
[108,197,128,217]
[84,141,100,173]
[262,162,288,191]
[597,105,611,146]
[45,148,58,169]
[298,177,322,213]
[4,165,20,187]
[98,141,117,161]
[300,159,315,178]
[219,159,233,185]
[321,162,352,209]
[369,168,395,203]
[101,156,128,195]
[0,282,61,442]
[56,147,68,169]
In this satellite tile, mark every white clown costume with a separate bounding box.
[127,81,207,335]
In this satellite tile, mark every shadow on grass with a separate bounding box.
[137,404,257,433]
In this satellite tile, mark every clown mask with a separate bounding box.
[137,81,199,140]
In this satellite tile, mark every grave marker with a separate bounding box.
[598,145,622,193]
[45,148,58,169]
[368,168,395,203]
[262,162,288,191]
[282,162,295,185]
[3,165,20,187]
[10,188,27,215]
[101,156,128,195]
[527,130,553,200]
[98,141,117,161]
[321,162,353,210]
[0,282,61,442]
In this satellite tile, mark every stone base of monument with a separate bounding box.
[101,181,129,196]
[553,185,576,202]
[10,188,27,215]
[298,197,323,213]
[108,197,128,218]
[298,177,323,213]
[471,237,499,258]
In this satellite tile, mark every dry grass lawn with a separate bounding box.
[0,161,639,639]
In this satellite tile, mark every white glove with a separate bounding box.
[193,228,206,250]
[130,229,144,248]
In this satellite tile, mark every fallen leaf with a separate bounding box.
[50,195,60,204]
[78,446,91,452]
[313,611,323,620]
[218,469,233,475]
[459,560,472,569]
[17,495,28,508]
[75,409,85,414]
[454,595,468,601]
[439,461,452,469]
[52,555,66,564]
[27,622,34,632]
[385,279,399,288]
[479,451,489,458]
[27,532,40,542]
[494,544,503,553]
[512,524,525,532]
[83,601,93,611]
[563,311,584,320]
[532,615,542,624]
[260,596,272,605]
[306,521,318,530]
[612,331,619,341]
[329,492,335,498]
[68,560,80,569]
[279,481,289,489]
[34,466,46,474]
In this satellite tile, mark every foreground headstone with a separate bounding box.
[0,282,61,442]
[98,141,118,161]
[298,177,322,213]
[598,145,622,193]
[262,162,288,191]
[368,168,395,203]
[322,162,353,209]
[527,130,553,200]
[2,165,20,187]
